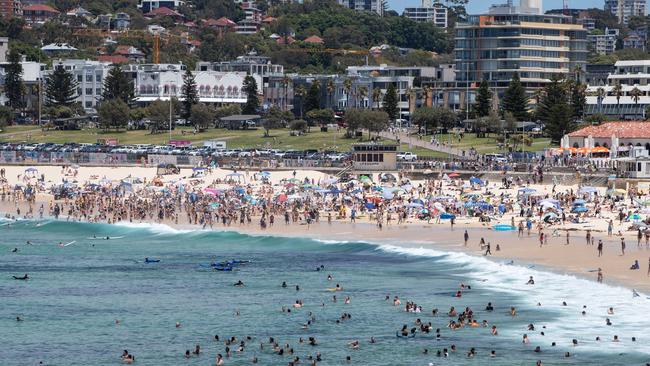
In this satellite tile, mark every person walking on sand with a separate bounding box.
[586,230,591,245]
[608,220,613,237]
[647,257,650,277]
[464,230,469,246]
[598,240,603,257]
[485,242,492,256]
[621,238,626,256]
[566,232,570,245]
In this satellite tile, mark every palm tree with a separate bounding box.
[630,86,642,118]
[343,78,352,109]
[326,79,335,110]
[612,82,623,118]
[358,86,368,109]
[596,87,606,115]
[281,76,291,111]
[405,87,416,115]
[372,88,382,110]
[573,65,584,84]
[295,85,307,118]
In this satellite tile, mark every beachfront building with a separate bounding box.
[0,59,44,110]
[44,59,112,111]
[585,60,650,119]
[562,121,650,156]
[196,52,283,109]
[403,1,448,28]
[352,144,398,171]
[453,1,588,107]
[133,63,250,105]
[604,0,646,25]
[337,0,383,16]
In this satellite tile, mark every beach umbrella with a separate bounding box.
[287,178,300,183]
[259,171,271,177]
[573,199,586,205]
[518,188,536,194]
[382,191,394,200]
[628,213,643,221]
[448,173,460,178]
[276,193,287,203]
[469,177,483,185]
[25,167,38,173]
[365,202,376,210]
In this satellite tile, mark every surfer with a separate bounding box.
[12,274,29,280]
[11,247,18,252]
[234,280,245,287]
[526,276,535,285]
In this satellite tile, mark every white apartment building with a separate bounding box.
[403,1,448,27]
[133,63,254,105]
[605,0,646,25]
[337,0,383,16]
[47,59,112,111]
[587,27,619,55]
[586,60,650,119]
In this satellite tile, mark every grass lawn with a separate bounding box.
[0,125,41,135]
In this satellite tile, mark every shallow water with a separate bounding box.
[1,219,649,365]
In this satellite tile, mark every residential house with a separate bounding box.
[66,6,92,18]
[0,0,22,18]
[138,0,184,13]
[22,4,59,24]
[41,43,77,56]
[115,45,145,63]
[144,6,183,21]
[203,17,236,32]
[113,12,131,30]
[303,35,324,44]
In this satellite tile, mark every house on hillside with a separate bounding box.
[144,6,183,21]
[66,6,92,18]
[138,0,184,13]
[115,45,145,63]
[113,12,131,30]
[203,17,236,32]
[41,43,77,55]
[23,4,59,24]
[303,35,324,45]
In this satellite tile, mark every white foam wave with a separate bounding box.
[112,221,200,235]
[374,244,650,355]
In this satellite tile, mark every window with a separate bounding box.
[96,88,101,95]
[86,74,93,82]
[85,88,92,95]
[77,75,82,82]
[85,101,92,108]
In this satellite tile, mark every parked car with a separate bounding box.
[397,152,417,161]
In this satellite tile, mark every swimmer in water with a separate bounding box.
[234,280,244,287]
[11,247,18,252]
[282,281,287,288]
[526,276,535,285]
[327,274,333,281]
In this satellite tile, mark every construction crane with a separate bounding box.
[72,28,190,64]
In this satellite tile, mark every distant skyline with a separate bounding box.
[388,0,607,14]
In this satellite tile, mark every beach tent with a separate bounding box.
[571,206,588,213]
[469,177,483,185]
[578,186,598,194]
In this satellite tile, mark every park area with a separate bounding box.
[0,125,553,157]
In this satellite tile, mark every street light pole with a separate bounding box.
[169,87,172,143]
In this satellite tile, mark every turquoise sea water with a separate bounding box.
[1,219,649,366]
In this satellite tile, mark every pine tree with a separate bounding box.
[570,80,586,121]
[181,68,198,120]
[102,64,134,106]
[45,65,78,107]
[501,72,529,121]
[537,77,573,143]
[383,83,399,122]
[474,79,492,118]
[304,81,321,113]
[5,48,24,110]
[242,75,259,114]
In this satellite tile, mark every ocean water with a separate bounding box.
[1,219,649,366]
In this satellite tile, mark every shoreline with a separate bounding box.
[4,204,650,294]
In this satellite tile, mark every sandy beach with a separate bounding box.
[2,164,649,293]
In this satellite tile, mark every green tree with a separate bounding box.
[97,99,129,131]
[305,108,334,127]
[570,80,586,120]
[102,64,134,106]
[474,79,492,118]
[263,105,293,137]
[181,68,198,120]
[4,48,25,110]
[304,80,321,112]
[0,105,12,128]
[501,72,529,121]
[537,77,573,143]
[382,83,399,122]
[362,110,390,137]
[242,75,259,114]
[147,99,176,134]
[612,81,623,117]
[45,65,78,107]
[412,107,437,133]
[215,104,242,119]
[190,103,215,131]
[289,119,307,133]
[630,86,643,118]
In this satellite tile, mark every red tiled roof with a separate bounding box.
[303,35,324,44]
[24,4,59,13]
[568,121,650,138]
[145,7,182,17]
[204,17,236,27]
[262,16,277,23]
[97,55,129,64]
